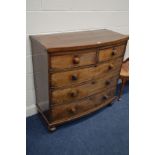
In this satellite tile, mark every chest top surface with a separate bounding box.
[30,29,128,53]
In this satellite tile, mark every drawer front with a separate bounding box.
[49,49,97,70]
[99,44,125,62]
[52,87,115,121]
[50,57,123,88]
[51,72,119,105]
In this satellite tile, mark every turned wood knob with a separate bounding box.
[91,80,96,84]
[105,80,111,85]
[71,74,78,81]
[70,90,78,97]
[70,107,76,114]
[108,64,114,70]
[73,56,80,64]
[111,49,117,56]
[102,95,108,100]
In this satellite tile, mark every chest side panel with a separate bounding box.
[31,38,49,112]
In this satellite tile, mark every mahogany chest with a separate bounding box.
[30,29,129,131]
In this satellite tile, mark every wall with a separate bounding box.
[26,0,129,116]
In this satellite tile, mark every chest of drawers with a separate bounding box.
[30,29,129,131]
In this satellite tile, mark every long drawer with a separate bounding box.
[51,72,119,105]
[50,57,123,88]
[51,87,116,121]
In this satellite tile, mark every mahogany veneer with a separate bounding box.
[30,29,129,131]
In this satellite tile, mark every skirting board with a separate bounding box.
[26,104,37,117]
[26,101,49,117]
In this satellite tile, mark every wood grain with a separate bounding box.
[99,44,125,62]
[50,56,123,88]
[30,29,128,52]
[51,87,115,121]
[49,49,96,70]
[51,72,119,105]
[30,29,129,130]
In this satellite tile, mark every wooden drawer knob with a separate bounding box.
[102,95,108,100]
[105,80,111,85]
[69,107,77,114]
[108,64,114,70]
[73,56,80,64]
[111,49,117,56]
[91,80,96,84]
[71,74,78,81]
[70,90,78,97]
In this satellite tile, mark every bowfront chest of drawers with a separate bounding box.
[30,29,129,131]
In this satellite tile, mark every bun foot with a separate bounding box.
[117,96,122,101]
[108,102,114,106]
[48,126,57,132]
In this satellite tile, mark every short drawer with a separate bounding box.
[49,49,97,70]
[51,72,119,105]
[99,44,125,62]
[50,57,123,88]
[51,87,115,121]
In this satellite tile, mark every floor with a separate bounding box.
[26,84,129,155]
